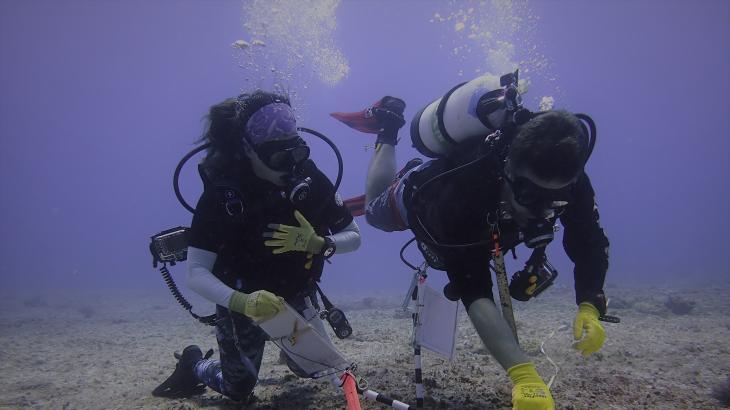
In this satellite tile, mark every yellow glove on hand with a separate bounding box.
[507,363,555,410]
[229,290,284,322]
[264,210,325,254]
[573,302,606,357]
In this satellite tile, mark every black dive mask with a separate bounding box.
[504,173,573,212]
[255,137,310,172]
[253,137,313,205]
[503,171,573,248]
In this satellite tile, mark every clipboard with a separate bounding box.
[415,284,458,360]
[258,303,350,377]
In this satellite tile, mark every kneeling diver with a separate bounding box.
[153,91,361,402]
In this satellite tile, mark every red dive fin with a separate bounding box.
[330,98,387,134]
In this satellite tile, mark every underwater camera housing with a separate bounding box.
[509,256,558,301]
[149,227,216,325]
[150,227,190,267]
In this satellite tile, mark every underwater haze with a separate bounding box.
[1,1,729,409]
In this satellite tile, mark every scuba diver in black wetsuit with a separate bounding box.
[333,72,611,410]
[152,91,361,402]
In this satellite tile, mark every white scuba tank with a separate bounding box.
[410,73,520,158]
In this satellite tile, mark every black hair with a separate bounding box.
[508,110,586,182]
[196,90,290,171]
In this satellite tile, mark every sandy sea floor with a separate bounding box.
[1,284,729,410]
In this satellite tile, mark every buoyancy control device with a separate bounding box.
[150,126,348,330]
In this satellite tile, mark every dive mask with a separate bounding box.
[504,172,573,211]
[503,171,572,248]
[255,137,310,172]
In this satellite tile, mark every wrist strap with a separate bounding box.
[315,283,335,311]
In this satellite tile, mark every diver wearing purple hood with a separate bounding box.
[153,91,361,402]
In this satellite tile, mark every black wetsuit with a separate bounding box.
[188,160,353,300]
[403,148,610,314]
[185,159,353,400]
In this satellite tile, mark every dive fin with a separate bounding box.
[330,96,405,134]
[330,107,380,134]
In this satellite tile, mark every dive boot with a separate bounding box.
[152,345,210,398]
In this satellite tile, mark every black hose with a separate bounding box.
[399,237,418,270]
[297,127,344,193]
[159,265,216,325]
[173,129,343,216]
[160,265,193,311]
[173,143,211,215]
[575,113,597,163]
[315,283,335,310]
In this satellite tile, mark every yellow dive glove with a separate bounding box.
[229,290,284,322]
[264,210,325,255]
[508,363,555,410]
[573,302,606,357]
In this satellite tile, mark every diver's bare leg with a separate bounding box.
[467,298,529,370]
[365,143,396,203]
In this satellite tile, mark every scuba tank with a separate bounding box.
[410,71,530,158]
[407,70,597,252]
